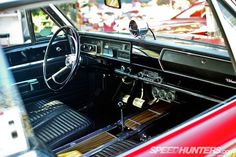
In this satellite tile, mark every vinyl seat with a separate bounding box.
[25,99,92,149]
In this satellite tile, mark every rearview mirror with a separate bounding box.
[104,0,121,9]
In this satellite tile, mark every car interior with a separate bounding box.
[1,1,236,156]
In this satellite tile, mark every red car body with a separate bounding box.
[0,0,235,156]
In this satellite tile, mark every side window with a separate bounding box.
[0,10,30,47]
[0,8,61,48]
[31,9,59,41]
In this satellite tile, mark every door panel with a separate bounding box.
[5,40,90,106]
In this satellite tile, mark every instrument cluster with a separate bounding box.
[80,36,131,63]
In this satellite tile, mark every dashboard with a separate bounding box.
[80,33,236,102]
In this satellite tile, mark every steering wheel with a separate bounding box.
[43,26,81,91]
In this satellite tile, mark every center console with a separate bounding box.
[55,102,175,156]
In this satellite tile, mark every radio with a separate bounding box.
[137,70,163,83]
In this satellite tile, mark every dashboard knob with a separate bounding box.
[56,47,62,52]
[138,72,144,77]
[126,67,132,73]
[121,65,126,72]
[88,45,93,51]
[81,44,87,51]
[155,77,163,83]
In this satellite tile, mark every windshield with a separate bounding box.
[58,0,225,46]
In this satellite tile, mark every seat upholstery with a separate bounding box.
[92,140,138,157]
[25,99,92,150]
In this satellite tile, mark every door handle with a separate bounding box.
[15,79,40,93]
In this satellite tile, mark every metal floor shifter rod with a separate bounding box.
[118,101,125,131]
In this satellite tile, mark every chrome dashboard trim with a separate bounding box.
[115,69,222,103]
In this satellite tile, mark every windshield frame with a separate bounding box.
[208,0,236,72]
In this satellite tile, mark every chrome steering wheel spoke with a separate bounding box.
[43,26,81,91]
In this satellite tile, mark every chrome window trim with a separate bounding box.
[49,4,72,27]
[211,0,236,72]
[8,56,64,70]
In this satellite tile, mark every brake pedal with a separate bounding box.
[133,83,145,108]
[133,98,145,108]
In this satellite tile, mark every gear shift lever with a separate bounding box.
[117,101,126,131]
[116,79,135,131]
